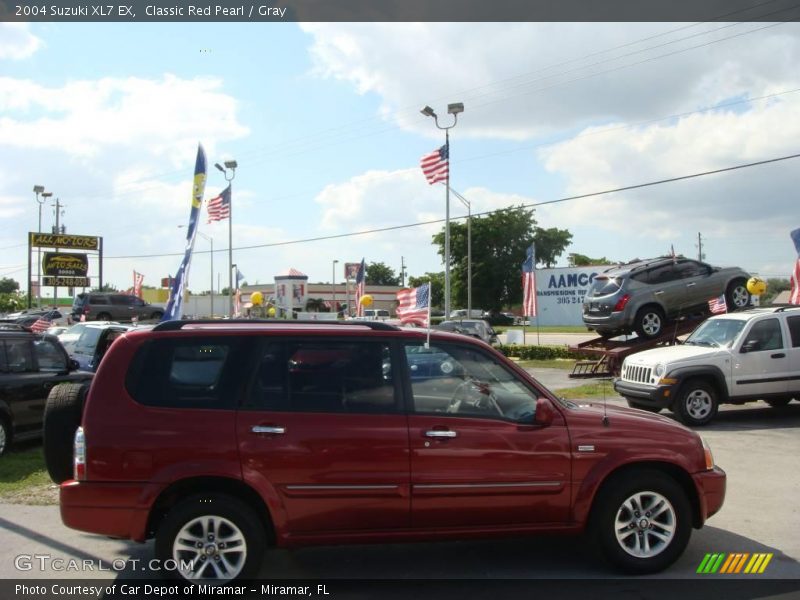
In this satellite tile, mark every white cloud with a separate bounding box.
[0,24,43,60]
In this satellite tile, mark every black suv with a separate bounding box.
[0,325,92,455]
[72,292,164,322]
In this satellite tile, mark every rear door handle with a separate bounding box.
[425,430,457,438]
[770,353,785,359]
[686,282,696,287]
[654,291,664,295]
[251,425,285,435]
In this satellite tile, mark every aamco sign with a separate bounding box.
[535,266,601,326]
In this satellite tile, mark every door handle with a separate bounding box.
[425,430,457,438]
[770,353,785,359]
[654,291,664,295]
[686,282,696,287]
[251,425,286,435]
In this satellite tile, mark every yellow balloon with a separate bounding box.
[267,306,276,317]
[746,277,767,296]
[251,291,263,306]
[359,294,373,307]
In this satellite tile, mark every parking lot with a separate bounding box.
[1,397,798,590]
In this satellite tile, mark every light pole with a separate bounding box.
[449,187,472,317]
[179,226,213,317]
[421,102,463,318]
[32,185,46,308]
[332,259,339,317]
[214,159,237,317]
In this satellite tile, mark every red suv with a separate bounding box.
[58,320,726,581]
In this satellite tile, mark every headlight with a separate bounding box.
[702,437,715,470]
[654,363,665,377]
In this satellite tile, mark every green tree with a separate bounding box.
[762,278,791,305]
[433,206,572,311]
[568,253,615,267]
[366,262,401,286]
[408,272,444,308]
[0,277,19,294]
[0,292,27,313]
[93,283,118,292]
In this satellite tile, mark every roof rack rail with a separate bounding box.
[152,319,401,332]
[0,323,32,332]
[773,305,800,312]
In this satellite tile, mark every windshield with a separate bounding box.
[685,319,747,348]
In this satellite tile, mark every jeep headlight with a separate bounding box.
[654,363,665,377]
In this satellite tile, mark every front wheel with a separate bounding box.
[592,469,691,573]
[0,417,10,456]
[673,380,718,426]
[155,494,266,582]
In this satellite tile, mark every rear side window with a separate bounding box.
[89,295,109,305]
[243,340,397,414]
[1,339,33,373]
[126,337,242,409]
[785,316,800,348]
[587,276,620,297]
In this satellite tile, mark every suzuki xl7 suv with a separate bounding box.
[58,320,726,581]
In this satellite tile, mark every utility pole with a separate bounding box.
[400,256,406,287]
[52,198,64,306]
[697,232,704,261]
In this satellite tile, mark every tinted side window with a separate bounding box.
[742,319,783,352]
[126,337,241,409]
[3,339,34,373]
[647,264,678,284]
[34,339,67,371]
[675,261,704,279]
[244,340,396,414]
[109,295,131,306]
[785,316,800,348]
[89,295,110,305]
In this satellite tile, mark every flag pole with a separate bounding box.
[426,280,432,349]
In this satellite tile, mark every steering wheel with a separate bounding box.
[446,379,500,415]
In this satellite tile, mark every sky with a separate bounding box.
[1,19,799,300]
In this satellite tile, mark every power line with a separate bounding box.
[105,152,800,260]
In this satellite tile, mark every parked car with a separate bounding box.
[450,308,485,319]
[614,306,800,426]
[0,324,91,455]
[483,311,517,326]
[69,323,134,371]
[57,319,725,581]
[582,256,751,340]
[14,309,72,328]
[71,292,164,322]
[436,319,499,345]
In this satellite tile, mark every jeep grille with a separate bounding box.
[623,365,652,385]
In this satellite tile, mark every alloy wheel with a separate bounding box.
[172,515,247,580]
[614,491,676,558]
[684,389,713,420]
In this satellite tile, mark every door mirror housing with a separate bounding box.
[741,339,761,353]
[68,358,81,371]
[534,397,555,426]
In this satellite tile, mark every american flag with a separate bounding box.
[355,258,366,317]
[790,228,800,305]
[207,185,231,223]
[30,317,51,333]
[522,244,538,318]
[708,294,727,314]
[420,144,449,185]
[396,283,430,327]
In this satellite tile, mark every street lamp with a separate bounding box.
[421,102,464,317]
[449,187,472,317]
[32,185,46,308]
[179,226,213,317]
[332,259,339,317]
[214,160,237,317]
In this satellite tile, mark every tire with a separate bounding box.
[43,382,90,483]
[765,398,791,408]
[155,493,266,582]
[592,469,692,574]
[0,416,11,456]
[634,306,665,340]
[96,312,112,321]
[150,311,164,320]
[625,399,662,414]
[726,279,751,312]
[673,379,718,427]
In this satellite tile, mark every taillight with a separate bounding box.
[73,427,86,480]
[613,294,631,312]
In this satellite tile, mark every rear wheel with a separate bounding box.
[150,311,164,320]
[592,469,691,573]
[625,399,662,413]
[44,382,89,483]
[156,494,266,582]
[673,379,718,426]
[0,416,10,456]
[96,312,112,321]
[726,279,751,311]
[634,306,665,339]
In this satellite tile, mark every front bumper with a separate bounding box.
[60,480,161,542]
[613,379,675,408]
[692,466,727,525]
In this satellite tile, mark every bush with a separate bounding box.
[496,344,590,361]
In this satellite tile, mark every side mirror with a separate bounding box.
[68,358,80,371]
[741,339,760,353]
[534,398,555,426]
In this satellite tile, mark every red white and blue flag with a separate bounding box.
[708,294,727,314]
[30,317,51,333]
[355,258,366,317]
[396,283,430,327]
[420,144,449,185]
[207,185,231,223]
[522,244,538,318]
[133,271,144,298]
[790,228,800,305]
